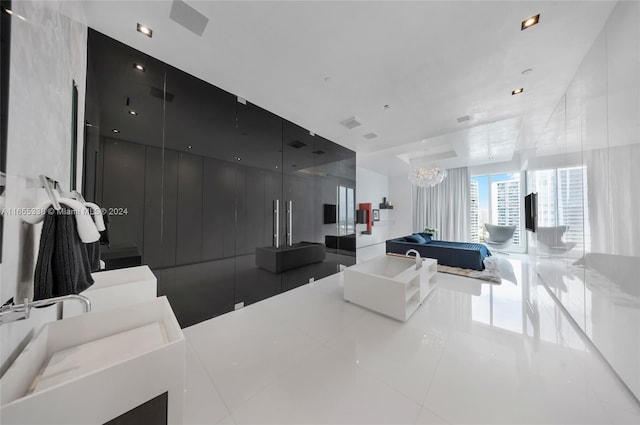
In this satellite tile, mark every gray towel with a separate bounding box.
[33,206,94,300]
[86,241,101,272]
[100,211,110,247]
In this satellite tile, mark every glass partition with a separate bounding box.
[84,30,355,327]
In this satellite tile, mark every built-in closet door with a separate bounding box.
[143,147,178,269]
[101,139,146,251]
[202,157,236,261]
[234,101,283,306]
[175,152,203,264]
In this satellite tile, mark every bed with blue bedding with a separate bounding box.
[386,233,491,271]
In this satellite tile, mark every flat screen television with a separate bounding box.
[524,192,537,232]
[323,204,337,224]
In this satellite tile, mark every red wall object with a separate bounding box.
[358,202,372,234]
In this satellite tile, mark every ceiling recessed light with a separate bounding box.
[133,63,146,72]
[521,14,540,31]
[128,110,138,116]
[275,166,279,169]
[235,157,241,161]
[512,88,524,95]
[137,23,153,38]
[112,129,120,133]
[188,145,192,149]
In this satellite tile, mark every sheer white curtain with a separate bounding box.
[412,167,470,241]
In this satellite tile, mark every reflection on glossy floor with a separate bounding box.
[183,253,640,424]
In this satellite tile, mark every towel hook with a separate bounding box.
[73,190,86,204]
[39,175,61,211]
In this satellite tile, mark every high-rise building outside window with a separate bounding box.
[337,185,355,236]
[470,173,522,250]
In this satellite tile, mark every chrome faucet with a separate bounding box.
[405,249,422,270]
[0,294,91,325]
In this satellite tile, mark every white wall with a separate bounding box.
[1,0,87,374]
[526,1,640,400]
[355,167,389,248]
[388,173,412,239]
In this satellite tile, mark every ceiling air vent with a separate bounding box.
[339,116,362,130]
[169,0,210,36]
[288,140,307,149]
[363,132,378,140]
[456,115,471,123]
[150,86,175,102]
[312,150,325,155]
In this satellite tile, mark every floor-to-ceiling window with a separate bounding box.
[337,185,355,236]
[470,173,524,252]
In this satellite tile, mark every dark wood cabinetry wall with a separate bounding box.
[85,30,356,327]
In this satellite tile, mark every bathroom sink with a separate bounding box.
[0,296,184,424]
[344,254,438,321]
[63,265,157,318]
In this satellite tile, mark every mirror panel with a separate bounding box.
[0,0,12,264]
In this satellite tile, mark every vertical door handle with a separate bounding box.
[286,200,293,246]
[274,199,280,248]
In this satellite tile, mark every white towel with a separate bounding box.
[84,202,106,231]
[20,198,100,243]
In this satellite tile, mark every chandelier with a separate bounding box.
[408,166,448,187]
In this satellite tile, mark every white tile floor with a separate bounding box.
[182,249,640,424]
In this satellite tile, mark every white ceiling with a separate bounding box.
[81,0,616,175]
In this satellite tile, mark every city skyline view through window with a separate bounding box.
[337,185,355,236]
[470,173,522,250]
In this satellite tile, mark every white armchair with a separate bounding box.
[484,224,516,253]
